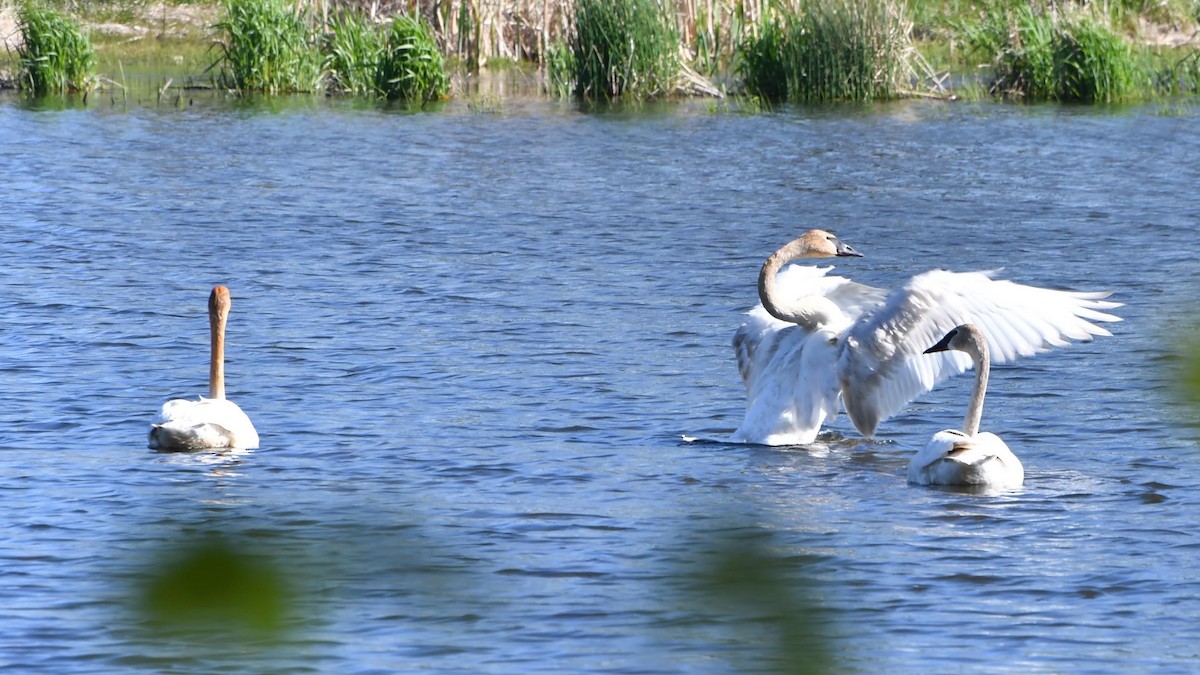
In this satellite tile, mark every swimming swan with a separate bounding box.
[149,286,259,451]
[907,324,1023,488]
[731,230,1120,446]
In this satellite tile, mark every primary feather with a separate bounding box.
[733,233,1120,446]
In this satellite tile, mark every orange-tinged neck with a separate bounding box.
[208,286,230,399]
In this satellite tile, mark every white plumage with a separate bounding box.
[149,286,259,451]
[150,396,259,451]
[909,430,1023,488]
[733,231,1120,446]
[907,324,1024,488]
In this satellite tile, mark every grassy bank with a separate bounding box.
[737,0,921,102]
[12,4,96,92]
[3,0,1198,102]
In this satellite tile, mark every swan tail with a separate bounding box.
[732,326,756,389]
[908,431,1023,487]
[148,422,235,451]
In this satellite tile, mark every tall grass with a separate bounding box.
[793,0,911,101]
[324,1,778,70]
[16,4,96,93]
[213,0,447,100]
[322,10,381,96]
[543,40,576,97]
[17,0,1193,104]
[737,15,789,102]
[1054,14,1135,103]
[571,0,680,98]
[212,0,321,93]
[374,14,448,101]
[959,4,1055,100]
[1150,48,1200,97]
[961,5,1137,102]
[738,0,914,102]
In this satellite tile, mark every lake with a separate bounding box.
[1,92,1199,673]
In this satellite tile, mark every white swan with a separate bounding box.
[732,230,1120,446]
[907,324,1023,488]
[149,286,259,451]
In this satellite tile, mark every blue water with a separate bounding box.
[2,93,1199,673]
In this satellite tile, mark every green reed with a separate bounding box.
[1150,48,1200,97]
[736,14,789,103]
[963,4,1055,100]
[738,0,913,103]
[1053,14,1135,103]
[794,0,910,101]
[16,4,96,93]
[543,40,576,98]
[571,0,680,98]
[322,10,382,96]
[374,14,448,102]
[960,4,1137,102]
[212,0,320,93]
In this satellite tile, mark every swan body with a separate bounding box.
[909,430,1023,488]
[149,286,259,451]
[907,324,1023,488]
[150,397,259,451]
[732,230,1121,446]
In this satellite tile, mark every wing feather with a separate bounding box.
[773,265,889,318]
[731,265,887,445]
[837,269,1121,437]
[733,265,885,390]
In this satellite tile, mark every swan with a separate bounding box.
[149,286,259,451]
[732,230,1120,446]
[907,324,1023,488]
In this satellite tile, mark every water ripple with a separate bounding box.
[1,98,1198,673]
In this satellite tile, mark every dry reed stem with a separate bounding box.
[305,0,772,65]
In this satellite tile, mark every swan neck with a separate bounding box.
[963,340,989,437]
[209,296,227,400]
[757,244,835,330]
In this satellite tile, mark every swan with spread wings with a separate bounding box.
[732,230,1121,446]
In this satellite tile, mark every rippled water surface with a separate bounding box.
[2,94,1199,673]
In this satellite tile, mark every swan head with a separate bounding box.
[924,324,991,438]
[794,230,863,259]
[757,231,862,329]
[209,285,231,320]
[924,323,985,357]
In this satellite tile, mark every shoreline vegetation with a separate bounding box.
[1,0,1198,104]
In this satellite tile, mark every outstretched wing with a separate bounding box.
[774,264,889,321]
[733,265,886,388]
[837,269,1121,437]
